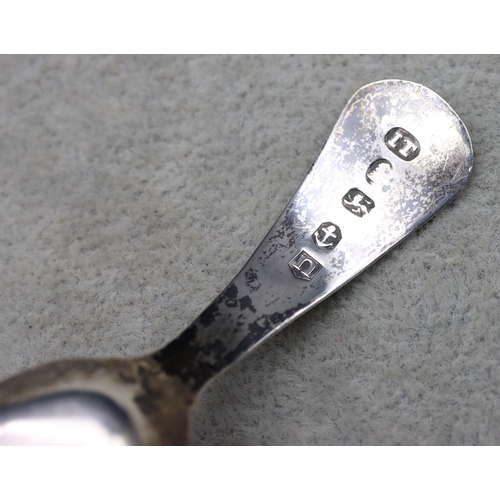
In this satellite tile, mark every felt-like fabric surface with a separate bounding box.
[0,55,498,445]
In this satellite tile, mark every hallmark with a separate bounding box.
[289,250,322,281]
[312,222,342,250]
[342,188,375,217]
[384,127,420,161]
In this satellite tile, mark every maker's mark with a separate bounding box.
[312,222,342,250]
[384,127,420,161]
[289,250,322,281]
[342,188,375,217]
[366,158,392,185]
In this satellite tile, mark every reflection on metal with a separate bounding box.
[0,80,473,445]
[0,392,138,446]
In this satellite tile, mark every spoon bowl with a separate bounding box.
[0,357,193,445]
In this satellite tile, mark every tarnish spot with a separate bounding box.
[222,283,240,308]
[155,299,309,391]
[245,268,261,292]
[225,283,238,299]
[200,303,221,326]
[237,302,307,354]
[134,394,156,416]
[153,325,202,380]
[119,372,136,384]
[245,268,258,284]
[261,214,298,260]
[239,295,257,313]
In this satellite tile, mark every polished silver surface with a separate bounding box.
[0,80,473,445]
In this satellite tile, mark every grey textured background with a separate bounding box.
[0,55,498,445]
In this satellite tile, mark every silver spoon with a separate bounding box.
[0,80,473,445]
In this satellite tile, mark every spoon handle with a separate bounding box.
[153,80,473,392]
